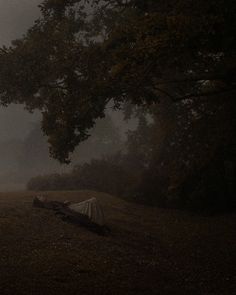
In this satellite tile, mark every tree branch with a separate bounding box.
[172,86,235,102]
[155,74,231,85]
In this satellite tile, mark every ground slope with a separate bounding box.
[0,191,235,295]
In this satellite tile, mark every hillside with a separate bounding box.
[0,191,235,295]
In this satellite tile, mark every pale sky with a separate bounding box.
[0,0,41,141]
[0,0,40,45]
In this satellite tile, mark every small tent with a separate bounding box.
[68,197,105,227]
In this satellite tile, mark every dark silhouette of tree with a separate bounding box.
[0,0,234,162]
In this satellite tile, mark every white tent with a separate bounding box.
[68,197,105,227]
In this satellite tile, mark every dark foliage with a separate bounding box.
[2,0,235,210]
[28,97,236,211]
[0,0,235,162]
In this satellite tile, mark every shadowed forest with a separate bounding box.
[0,0,235,294]
[0,0,235,212]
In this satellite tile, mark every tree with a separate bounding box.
[116,93,235,208]
[0,0,235,162]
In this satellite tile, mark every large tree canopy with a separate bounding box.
[0,0,235,162]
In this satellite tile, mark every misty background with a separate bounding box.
[0,0,135,191]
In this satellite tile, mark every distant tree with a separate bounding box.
[122,96,236,208]
[0,0,235,162]
[18,113,123,172]
[72,113,124,163]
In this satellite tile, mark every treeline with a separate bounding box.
[28,100,236,212]
[0,113,125,186]
[10,0,234,211]
[27,156,130,195]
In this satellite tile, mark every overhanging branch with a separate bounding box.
[172,86,235,102]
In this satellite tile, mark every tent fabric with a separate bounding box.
[68,197,105,226]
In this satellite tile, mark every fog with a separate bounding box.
[0,1,136,191]
[0,2,233,294]
[0,1,39,189]
[0,0,41,139]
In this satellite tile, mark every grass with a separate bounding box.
[0,190,235,295]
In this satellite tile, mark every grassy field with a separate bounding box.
[0,191,235,295]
